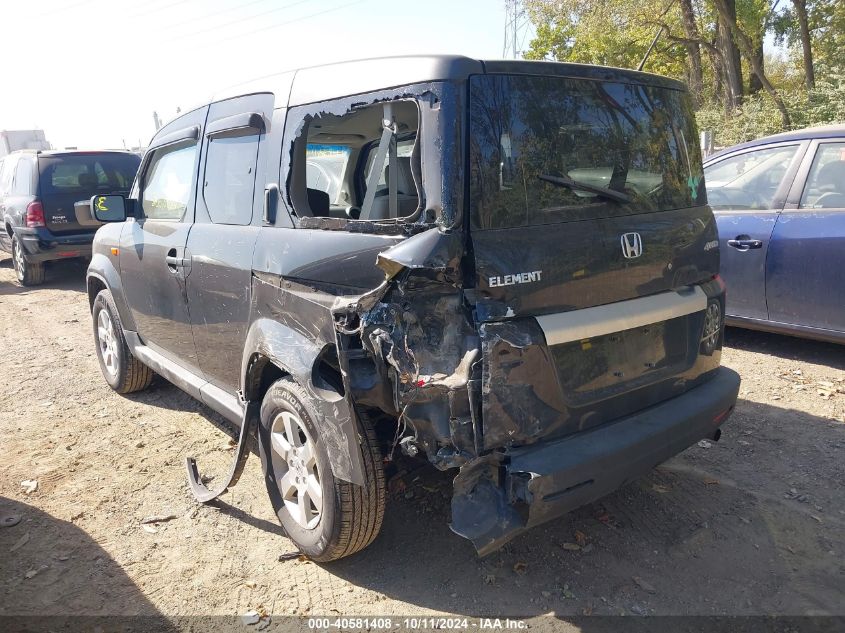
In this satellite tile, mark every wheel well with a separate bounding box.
[4,223,12,238]
[244,347,347,406]
[244,355,289,403]
[87,277,107,310]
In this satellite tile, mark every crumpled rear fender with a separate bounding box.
[243,311,366,486]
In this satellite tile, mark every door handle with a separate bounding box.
[166,248,186,271]
[727,237,763,251]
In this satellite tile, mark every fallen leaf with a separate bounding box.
[513,561,528,575]
[703,478,720,486]
[575,530,587,547]
[10,532,30,553]
[633,576,657,594]
[24,565,47,580]
[140,514,177,525]
[562,542,581,551]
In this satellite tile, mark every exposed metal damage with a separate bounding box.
[326,223,533,555]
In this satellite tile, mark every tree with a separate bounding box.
[712,0,792,126]
[792,0,816,88]
[679,0,705,103]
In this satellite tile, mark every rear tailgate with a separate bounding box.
[468,72,723,449]
[37,152,140,234]
[472,209,722,450]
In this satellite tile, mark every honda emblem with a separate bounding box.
[621,232,643,259]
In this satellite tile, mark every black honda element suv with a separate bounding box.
[84,56,740,561]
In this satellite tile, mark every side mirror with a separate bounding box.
[74,199,103,227]
[90,194,127,222]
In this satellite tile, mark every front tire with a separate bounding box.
[92,289,153,393]
[11,235,44,286]
[258,378,385,561]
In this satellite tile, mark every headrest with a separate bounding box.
[77,172,98,188]
[816,160,845,189]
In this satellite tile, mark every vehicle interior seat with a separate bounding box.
[307,187,331,216]
[810,160,845,208]
[77,172,98,188]
[369,156,419,219]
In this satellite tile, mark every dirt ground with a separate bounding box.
[1,258,843,625]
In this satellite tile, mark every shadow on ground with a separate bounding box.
[318,398,845,617]
[0,497,176,629]
[726,326,845,371]
[0,257,87,296]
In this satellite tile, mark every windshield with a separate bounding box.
[38,153,140,197]
[468,74,705,229]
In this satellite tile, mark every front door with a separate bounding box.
[767,139,845,332]
[186,94,272,392]
[120,112,206,370]
[705,142,805,320]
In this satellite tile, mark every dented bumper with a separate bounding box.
[450,367,740,555]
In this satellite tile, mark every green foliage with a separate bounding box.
[524,0,845,147]
[696,74,845,146]
[524,0,689,78]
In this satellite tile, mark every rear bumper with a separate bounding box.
[17,228,94,262]
[450,366,741,555]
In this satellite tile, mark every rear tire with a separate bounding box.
[11,235,44,286]
[258,377,385,561]
[92,289,153,393]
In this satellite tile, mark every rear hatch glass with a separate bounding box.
[37,153,140,234]
[468,73,718,446]
[469,73,704,230]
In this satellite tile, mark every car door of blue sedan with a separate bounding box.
[766,138,845,334]
[704,142,807,321]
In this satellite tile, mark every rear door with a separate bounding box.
[186,94,272,393]
[704,142,806,320]
[119,110,206,370]
[767,138,845,332]
[36,152,140,234]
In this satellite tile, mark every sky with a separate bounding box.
[1,0,526,150]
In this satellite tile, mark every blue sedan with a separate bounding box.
[704,124,845,344]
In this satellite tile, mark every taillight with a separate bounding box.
[25,201,46,228]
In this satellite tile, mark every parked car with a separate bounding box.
[84,55,739,561]
[0,150,140,285]
[705,124,845,343]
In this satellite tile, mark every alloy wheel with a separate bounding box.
[97,309,119,378]
[270,410,323,529]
